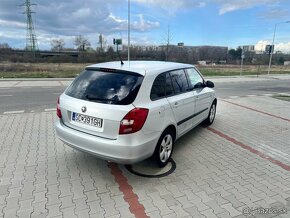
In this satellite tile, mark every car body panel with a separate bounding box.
[60,94,135,139]
[55,61,217,164]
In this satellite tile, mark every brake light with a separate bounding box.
[119,108,149,134]
[57,97,62,118]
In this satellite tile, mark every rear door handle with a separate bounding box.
[173,102,179,108]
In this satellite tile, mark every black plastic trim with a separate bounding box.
[177,107,208,126]
[125,159,176,178]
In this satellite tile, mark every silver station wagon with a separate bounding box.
[55,61,217,167]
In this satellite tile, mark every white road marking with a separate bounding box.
[0,95,13,97]
[246,95,257,97]
[20,87,32,88]
[4,110,25,114]
[45,108,56,112]
[229,96,239,98]
[0,88,11,89]
[30,110,34,113]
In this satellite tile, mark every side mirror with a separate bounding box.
[193,82,204,89]
[205,80,214,88]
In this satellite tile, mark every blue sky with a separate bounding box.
[1,0,290,52]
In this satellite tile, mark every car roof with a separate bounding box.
[86,61,194,76]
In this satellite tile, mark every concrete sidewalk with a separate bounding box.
[0,74,290,88]
[0,80,71,88]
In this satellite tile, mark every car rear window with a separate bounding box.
[65,70,144,105]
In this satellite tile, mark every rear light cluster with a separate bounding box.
[57,97,62,118]
[119,108,149,134]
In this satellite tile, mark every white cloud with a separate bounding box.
[132,14,160,31]
[132,0,206,11]
[0,19,26,28]
[255,40,290,53]
[106,13,159,32]
[216,0,280,15]
[133,0,283,15]
[0,0,160,36]
[255,40,270,52]
[258,8,290,19]
[275,42,290,53]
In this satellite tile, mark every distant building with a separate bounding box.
[123,45,159,52]
[284,61,290,66]
[241,45,255,52]
[197,61,207,66]
[159,45,228,61]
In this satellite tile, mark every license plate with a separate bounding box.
[72,112,103,128]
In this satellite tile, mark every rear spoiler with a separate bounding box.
[85,67,143,76]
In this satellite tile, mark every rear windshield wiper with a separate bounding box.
[85,94,117,103]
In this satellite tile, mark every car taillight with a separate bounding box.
[57,96,62,119]
[119,108,149,134]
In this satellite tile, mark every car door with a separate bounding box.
[185,67,212,126]
[166,69,196,136]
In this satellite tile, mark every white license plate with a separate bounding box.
[72,112,103,128]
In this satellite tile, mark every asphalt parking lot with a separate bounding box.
[1,84,290,217]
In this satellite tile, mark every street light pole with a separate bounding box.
[128,0,130,63]
[267,21,290,75]
[240,48,244,76]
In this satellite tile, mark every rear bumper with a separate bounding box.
[55,119,159,164]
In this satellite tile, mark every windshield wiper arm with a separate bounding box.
[85,94,116,103]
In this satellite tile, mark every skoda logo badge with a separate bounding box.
[81,106,87,113]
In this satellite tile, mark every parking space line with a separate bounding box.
[221,99,290,122]
[3,110,25,114]
[207,126,290,171]
[108,162,148,218]
[0,95,13,97]
[45,108,56,112]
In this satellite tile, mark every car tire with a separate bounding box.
[154,129,175,168]
[203,101,217,125]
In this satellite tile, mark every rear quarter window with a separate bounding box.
[66,70,143,105]
[150,72,175,100]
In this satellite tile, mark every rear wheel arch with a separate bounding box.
[163,124,176,142]
[153,124,177,167]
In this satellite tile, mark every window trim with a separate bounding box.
[184,67,206,90]
[150,73,166,101]
[150,67,202,101]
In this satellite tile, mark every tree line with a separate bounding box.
[1,38,289,65]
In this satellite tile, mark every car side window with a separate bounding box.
[150,73,166,100]
[170,69,189,94]
[186,68,204,89]
[165,73,174,96]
